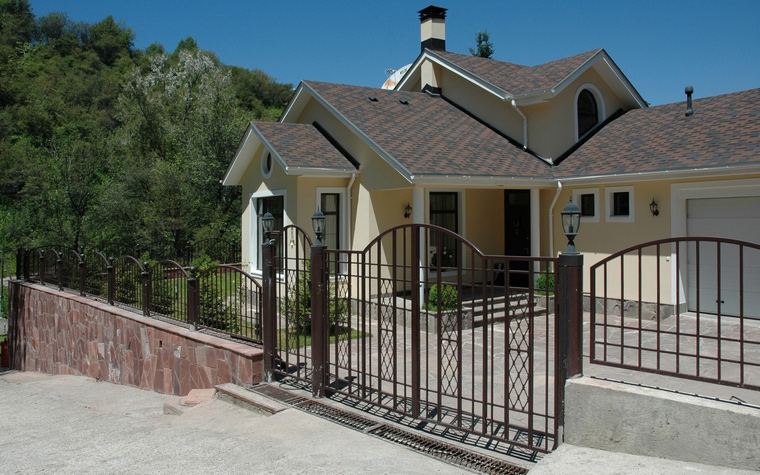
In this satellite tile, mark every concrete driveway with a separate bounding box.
[0,370,468,474]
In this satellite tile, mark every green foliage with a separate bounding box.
[285,262,348,336]
[535,273,555,292]
[0,5,288,256]
[468,30,494,59]
[427,283,458,311]
[1,284,8,320]
[198,267,241,334]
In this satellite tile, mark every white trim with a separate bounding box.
[572,188,600,223]
[250,189,288,273]
[426,189,465,273]
[574,83,605,141]
[605,186,634,222]
[261,151,273,179]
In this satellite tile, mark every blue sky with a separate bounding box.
[28,1,760,106]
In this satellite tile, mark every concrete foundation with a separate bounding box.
[565,376,760,472]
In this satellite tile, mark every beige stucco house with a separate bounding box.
[223,6,760,317]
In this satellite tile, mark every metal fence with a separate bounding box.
[590,237,760,391]
[16,247,261,344]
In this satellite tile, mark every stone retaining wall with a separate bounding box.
[7,281,263,396]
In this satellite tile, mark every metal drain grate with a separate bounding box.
[249,384,529,475]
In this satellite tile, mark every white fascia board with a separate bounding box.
[279,84,309,123]
[512,50,647,109]
[222,122,259,186]
[425,51,511,100]
[395,54,425,91]
[410,174,555,187]
[558,164,760,186]
[300,81,414,183]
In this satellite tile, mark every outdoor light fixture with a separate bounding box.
[404,203,412,219]
[561,199,581,254]
[649,199,660,216]
[261,211,274,241]
[312,208,326,245]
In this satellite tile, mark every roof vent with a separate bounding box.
[685,86,694,117]
[368,96,378,102]
[399,99,409,105]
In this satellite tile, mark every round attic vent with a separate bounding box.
[261,151,273,178]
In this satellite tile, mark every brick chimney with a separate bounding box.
[419,5,447,52]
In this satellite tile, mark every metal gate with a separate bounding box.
[263,224,568,454]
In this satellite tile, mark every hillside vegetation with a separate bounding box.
[0,0,292,259]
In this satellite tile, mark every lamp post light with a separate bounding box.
[561,199,581,254]
[312,208,326,246]
[261,211,275,242]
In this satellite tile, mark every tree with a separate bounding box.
[469,30,494,59]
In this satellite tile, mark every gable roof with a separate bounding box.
[302,80,554,184]
[555,88,760,180]
[222,121,356,185]
[397,48,646,108]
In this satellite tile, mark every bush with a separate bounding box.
[284,262,347,335]
[199,268,240,333]
[428,283,458,311]
[535,273,555,291]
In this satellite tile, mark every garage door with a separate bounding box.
[687,197,760,318]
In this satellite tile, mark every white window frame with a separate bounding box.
[316,187,350,274]
[249,189,287,274]
[426,189,465,275]
[261,151,274,179]
[572,188,600,223]
[605,186,634,222]
[574,83,605,141]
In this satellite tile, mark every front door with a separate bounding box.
[505,190,531,287]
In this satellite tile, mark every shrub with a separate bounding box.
[535,273,555,291]
[428,283,458,311]
[284,262,348,335]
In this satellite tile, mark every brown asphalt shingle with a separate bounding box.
[555,88,760,177]
[304,80,552,178]
[253,122,354,170]
[434,49,602,96]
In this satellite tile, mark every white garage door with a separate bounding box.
[687,197,760,318]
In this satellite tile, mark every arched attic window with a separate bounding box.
[576,89,599,138]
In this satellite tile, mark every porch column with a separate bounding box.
[413,187,425,307]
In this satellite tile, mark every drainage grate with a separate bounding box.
[249,383,529,475]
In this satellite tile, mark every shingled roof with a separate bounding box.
[252,122,353,171]
[303,80,553,180]
[555,88,760,178]
[432,49,603,97]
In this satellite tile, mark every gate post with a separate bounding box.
[23,249,29,281]
[141,264,151,317]
[261,241,277,382]
[107,257,115,305]
[187,267,199,330]
[39,250,45,286]
[310,241,328,398]
[56,255,63,291]
[556,251,584,442]
[78,257,86,296]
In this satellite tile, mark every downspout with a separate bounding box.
[549,181,563,261]
[346,171,357,247]
[511,99,528,149]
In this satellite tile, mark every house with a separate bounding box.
[223,5,760,317]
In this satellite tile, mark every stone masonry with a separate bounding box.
[8,281,263,396]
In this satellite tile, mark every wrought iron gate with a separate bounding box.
[262,224,569,454]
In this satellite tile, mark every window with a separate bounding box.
[574,85,604,140]
[320,193,340,250]
[572,188,599,222]
[577,90,598,137]
[605,186,634,222]
[429,192,458,268]
[253,194,284,270]
[261,152,273,178]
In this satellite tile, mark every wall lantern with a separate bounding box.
[261,211,274,241]
[404,203,413,219]
[561,199,581,254]
[649,199,660,217]
[312,208,326,245]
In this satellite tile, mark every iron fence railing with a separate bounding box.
[590,237,760,391]
[16,247,261,345]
